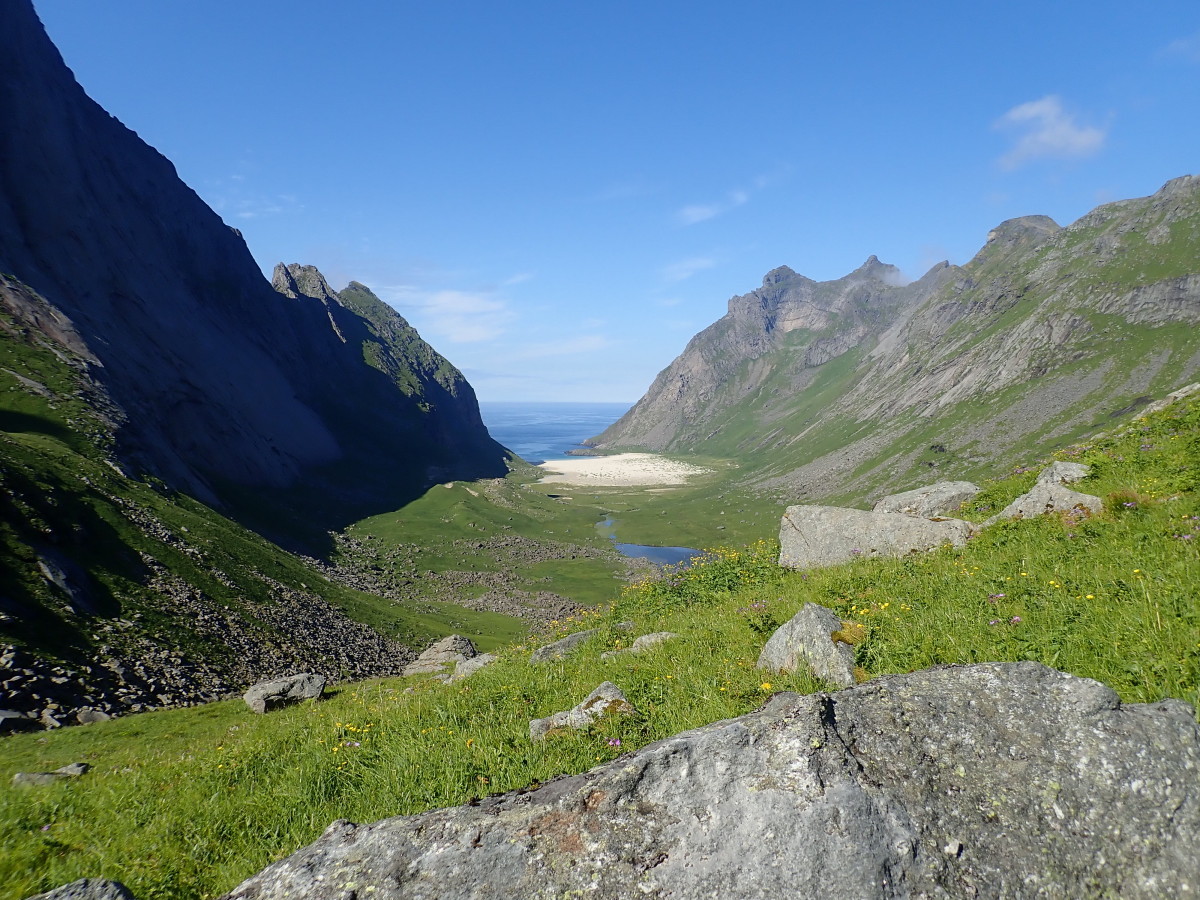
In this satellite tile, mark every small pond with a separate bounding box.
[597,517,705,567]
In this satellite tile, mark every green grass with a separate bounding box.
[2,393,1195,899]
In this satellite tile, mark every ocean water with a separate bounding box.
[479,401,631,465]
[481,402,704,567]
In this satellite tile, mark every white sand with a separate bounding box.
[537,452,710,486]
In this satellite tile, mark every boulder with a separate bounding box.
[601,632,680,660]
[220,663,1200,900]
[12,762,90,787]
[872,480,980,517]
[25,880,134,900]
[76,708,112,725]
[449,653,497,682]
[402,635,477,678]
[530,629,598,664]
[982,482,1104,527]
[529,681,636,741]
[756,603,858,687]
[1036,461,1091,486]
[778,505,974,569]
[242,674,325,714]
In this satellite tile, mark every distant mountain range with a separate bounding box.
[591,177,1200,503]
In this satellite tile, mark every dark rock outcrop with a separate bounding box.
[221,663,1200,899]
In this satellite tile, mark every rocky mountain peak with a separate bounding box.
[761,265,802,287]
[983,214,1061,248]
[271,263,339,304]
[849,254,907,285]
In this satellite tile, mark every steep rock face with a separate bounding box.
[0,0,504,511]
[593,177,1200,502]
[222,663,1200,899]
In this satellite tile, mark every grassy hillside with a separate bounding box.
[2,392,1195,900]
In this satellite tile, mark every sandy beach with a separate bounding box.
[537,452,710,486]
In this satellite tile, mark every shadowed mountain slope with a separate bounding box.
[0,0,505,525]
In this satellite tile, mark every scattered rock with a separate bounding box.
[402,635,477,678]
[12,762,91,787]
[0,709,37,733]
[25,879,135,900]
[530,629,598,664]
[449,653,497,682]
[1036,461,1091,485]
[529,682,636,740]
[778,505,974,569]
[872,480,980,517]
[221,663,1200,900]
[76,708,111,725]
[601,632,680,659]
[983,482,1104,526]
[242,674,326,714]
[757,603,858,687]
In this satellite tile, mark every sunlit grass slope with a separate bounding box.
[1,394,1196,899]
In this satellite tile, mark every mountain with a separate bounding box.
[591,177,1200,503]
[0,0,505,524]
[0,0,512,721]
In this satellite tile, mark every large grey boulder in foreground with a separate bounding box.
[779,505,974,569]
[242,674,326,714]
[222,663,1200,900]
[872,480,980,517]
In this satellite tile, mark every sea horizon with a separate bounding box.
[479,400,632,465]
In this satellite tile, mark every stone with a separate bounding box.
[242,674,326,714]
[0,709,36,733]
[529,682,636,741]
[872,480,981,517]
[13,762,90,787]
[449,653,497,682]
[25,879,135,900]
[778,505,974,569]
[530,629,598,664]
[76,707,112,726]
[983,482,1104,526]
[402,635,477,678]
[1036,461,1091,485]
[221,663,1200,900]
[601,632,680,659]
[756,603,858,687]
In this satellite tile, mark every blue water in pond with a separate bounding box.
[479,401,631,464]
[614,543,706,567]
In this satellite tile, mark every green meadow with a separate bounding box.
[1,393,1195,900]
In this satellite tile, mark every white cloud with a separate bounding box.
[661,257,716,282]
[677,188,749,225]
[1161,30,1200,63]
[994,95,1107,170]
[380,286,515,343]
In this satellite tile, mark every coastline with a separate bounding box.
[537,452,710,486]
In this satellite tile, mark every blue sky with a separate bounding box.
[34,1,1200,403]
